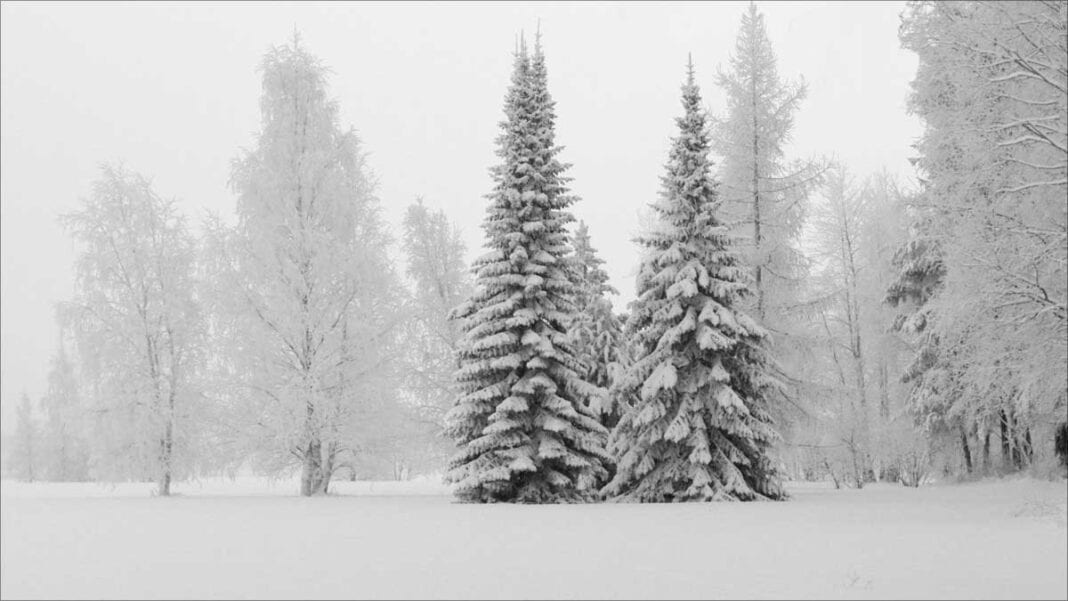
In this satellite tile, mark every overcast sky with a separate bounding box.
[0,0,921,430]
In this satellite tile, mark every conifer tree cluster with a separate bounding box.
[444,37,611,503]
[603,61,785,502]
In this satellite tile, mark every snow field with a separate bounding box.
[1,478,1065,600]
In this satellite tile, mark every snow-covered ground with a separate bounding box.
[1,477,1065,600]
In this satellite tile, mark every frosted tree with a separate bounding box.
[402,198,471,420]
[207,35,404,495]
[401,197,472,463]
[799,166,919,486]
[806,166,873,487]
[60,164,203,495]
[39,329,90,481]
[6,393,39,482]
[604,61,784,502]
[712,2,822,328]
[898,0,1067,472]
[570,221,627,428]
[853,174,919,482]
[445,35,610,503]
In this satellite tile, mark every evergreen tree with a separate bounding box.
[604,60,784,502]
[570,221,627,428]
[445,35,610,503]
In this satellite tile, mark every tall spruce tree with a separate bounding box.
[604,60,784,502]
[570,221,627,428]
[445,35,610,503]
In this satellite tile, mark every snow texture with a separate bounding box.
[1,478,1065,600]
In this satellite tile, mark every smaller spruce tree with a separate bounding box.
[604,59,784,502]
[570,221,627,429]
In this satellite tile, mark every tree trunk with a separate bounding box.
[158,422,173,496]
[999,409,1013,471]
[1004,410,1028,471]
[822,458,841,490]
[981,428,991,474]
[1055,422,1068,469]
[751,66,764,322]
[959,424,973,475]
[1016,427,1033,469]
[300,436,323,496]
[158,386,176,497]
[316,442,336,495]
[877,361,890,420]
[848,438,864,489]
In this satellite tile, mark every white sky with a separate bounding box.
[0,0,921,430]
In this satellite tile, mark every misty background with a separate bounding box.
[0,1,920,431]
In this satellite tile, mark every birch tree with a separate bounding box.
[208,35,404,496]
[801,167,917,485]
[61,164,204,495]
[401,197,472,465]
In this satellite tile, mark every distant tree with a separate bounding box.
[570,221,627,428]
[804,166,918,486]
[445,36,610,503]
[604,60,784,502]
[61,164,204,496]
[39,330,90,481]
[207,34,404,496]
[402,198,471,424]
[400,197,472,467]
[7,393,39,482]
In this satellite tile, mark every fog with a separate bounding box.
[0,1,920,429]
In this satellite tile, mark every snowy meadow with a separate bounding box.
[2,477,1066,600]
[2,1,1067,599]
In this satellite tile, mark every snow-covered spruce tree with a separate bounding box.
[445,36,610,503]
[603,61,784,502]
[570,221,627,429]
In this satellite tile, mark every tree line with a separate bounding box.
[6,1,1066,499]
